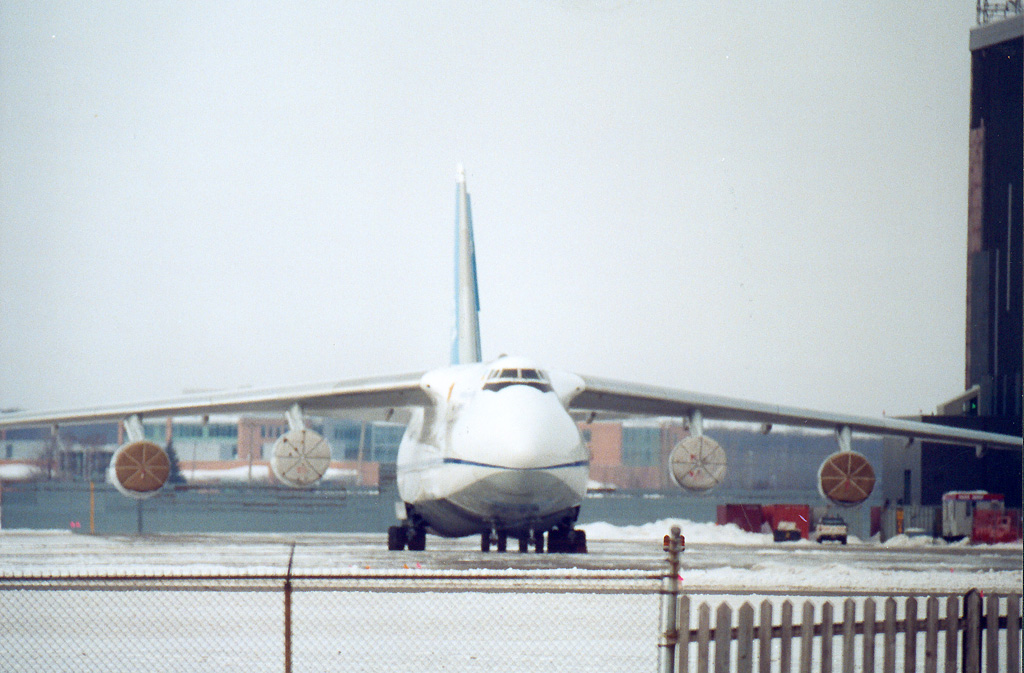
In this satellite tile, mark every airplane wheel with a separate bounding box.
[518,536,529,553]
[571,529,587,554]
[480,532,491,552]
[548,527,570,553]
[407,529,426,551]
[387,526,407,551]
[496,533,507,553]
[532,530,544,554]
[547,529,561,553]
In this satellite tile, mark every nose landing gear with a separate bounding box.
[478,526,587,554]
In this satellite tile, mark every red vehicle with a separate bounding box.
[941,491,1003,542]
[717,504,810,541]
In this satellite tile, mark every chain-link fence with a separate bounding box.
[6,532,1019,673]
[1,570,660,672]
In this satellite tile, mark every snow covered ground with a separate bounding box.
[1,518,1019,593]
[1,521,1020,673]
[584,518,1023,594]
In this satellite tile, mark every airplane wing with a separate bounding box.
[569,375,1023,449]
[0,372,431,429]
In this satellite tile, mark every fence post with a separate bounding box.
[678,595,691,673]
[985,594,999,673]
[284,543,296,673]
[799,601,813,673]
[1007,594,1021,673]
[943,595,958,673]
[863,597,876,673]
[659,525,684,673]
[698,603,711,673]
[883,597,897,673]
[924,596,938,673]
[714,603,732,673]
[841,599,855,673]
[758,601,773,673]
[736,603,753,673]
[962,588,981,673]
[905,596,917,673]
[780,600,793,673]
[820,601,833,673]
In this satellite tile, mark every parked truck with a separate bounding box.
[814,515,848,544]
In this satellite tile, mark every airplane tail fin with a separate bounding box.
[452,165,482,365]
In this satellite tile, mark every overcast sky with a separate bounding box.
[1,2,982,418]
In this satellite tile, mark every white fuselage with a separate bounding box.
[396,356,590,537]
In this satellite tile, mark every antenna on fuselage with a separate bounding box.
[452,164,482,365]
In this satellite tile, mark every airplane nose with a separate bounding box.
[441,385,590,530]
[452,386,586,470]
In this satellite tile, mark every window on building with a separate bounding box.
[621,426,661,467]
[331,422,363,460]
[369,423,406,463]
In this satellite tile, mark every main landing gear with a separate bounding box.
[387,525,426,551]
[546,525,587,554]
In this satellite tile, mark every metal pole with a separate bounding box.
[659,525,684,673]
[284,543,296,673]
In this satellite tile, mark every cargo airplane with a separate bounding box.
[1,167,1020,553]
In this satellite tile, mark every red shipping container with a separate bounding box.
[972,508,1023,544]
[716,504,765,533]
[763,504,811,540]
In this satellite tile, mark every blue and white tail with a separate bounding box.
[451,165,482,365]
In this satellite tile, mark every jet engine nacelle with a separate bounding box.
[270,428,332,488]
[817,450,875,506]
[108,440,171,499]
[668,435,727,492]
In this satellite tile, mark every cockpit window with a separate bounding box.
[483,367,552,392]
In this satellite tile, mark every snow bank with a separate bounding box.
[583,518,1022,550]
[0,464,43,481]
[582,518,774,545]
[880,534,1021,550]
